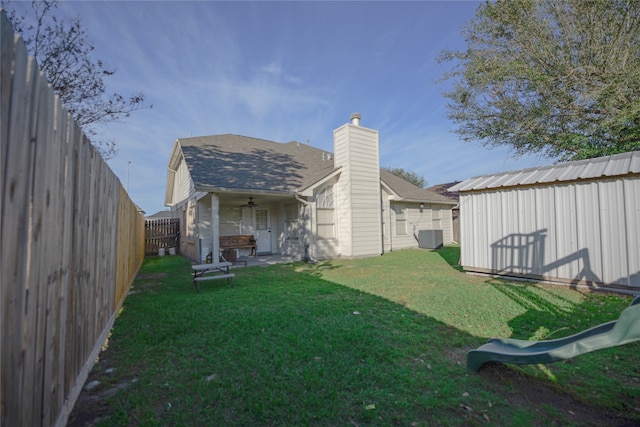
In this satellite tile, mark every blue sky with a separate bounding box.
[15,1,551,215]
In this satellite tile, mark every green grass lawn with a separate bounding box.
[76,248,639,426]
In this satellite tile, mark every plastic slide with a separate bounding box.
[467,296,640,372]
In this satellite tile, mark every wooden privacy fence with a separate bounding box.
[145,217,180,255]
[1,12,145,427]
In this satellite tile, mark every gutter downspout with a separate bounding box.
[388,201,393,252]
[380,193,385,255]
[295,195,317,263]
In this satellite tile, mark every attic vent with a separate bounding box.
[350,113,361,126]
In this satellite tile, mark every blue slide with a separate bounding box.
[467,296,640,372]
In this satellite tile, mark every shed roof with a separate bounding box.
[450,150,640,192]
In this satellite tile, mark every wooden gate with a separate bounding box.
[145,218,180,255]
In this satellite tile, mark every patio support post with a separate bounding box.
[295,195,313,260]
[211,193,220,262]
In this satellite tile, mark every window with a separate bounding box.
[316,185,334,208]
[187,204,196,240]
[317,208,335,239]
[182,208,187,240]
[284,204,299,240]
[432,206,442,230]
[255,209,268,232]
[394,204,407,235]
[220,206,242,235]
[316,185,335,239]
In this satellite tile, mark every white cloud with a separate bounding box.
[262,61,283,76]
[285,73,302,85]
[46,0,552,216]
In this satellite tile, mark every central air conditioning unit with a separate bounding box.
[418,229,443,249]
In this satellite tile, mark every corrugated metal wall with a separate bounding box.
[459,176,640,291]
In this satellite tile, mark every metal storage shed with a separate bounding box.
[450,151,640,293]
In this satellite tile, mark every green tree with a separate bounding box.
[383,167,427,189]
[3,0,150,158]
[438,0,640,161]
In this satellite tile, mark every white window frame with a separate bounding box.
[316,185,335,239]
[394,204,407,236]
[432,206,442,230]
[187,204,197,241]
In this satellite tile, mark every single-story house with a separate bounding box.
[164,114,457,262]
[427,181,461,242]
[450,150,640,293]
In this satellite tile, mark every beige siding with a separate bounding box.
[335,173,353,257]
[381,190,392,253]
[172,159,193,205]
[389,202,454,250]
[425,203,454,245]
[197,196,213,259]
[333,123,382,257]
[313,239,341,259]
[276,202,306,258]
[310,181,341,259]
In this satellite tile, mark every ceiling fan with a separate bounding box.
[237,196,258,208]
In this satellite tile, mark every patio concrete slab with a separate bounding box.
[233,253,300,268]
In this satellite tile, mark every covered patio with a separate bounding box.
[231,252,301,268]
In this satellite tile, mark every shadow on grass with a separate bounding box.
[487,279,579,317]
[488,280,636,341]
[68,255,640,427]
[73,257,498,425]
[303,259,344,276]
[434,246,464,272]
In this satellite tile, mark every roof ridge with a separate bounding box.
[178,133,281,144]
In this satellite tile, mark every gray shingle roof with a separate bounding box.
[178,134,455,204]
[380,170,457,205]
[146,210,173,219]
[427,181,462,202]
[450,150,640,192]
[179,134,335,194]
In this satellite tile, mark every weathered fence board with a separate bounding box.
[145,217,180,255]
[116,186,146,307]
[1,28,32,426]
[1,11,145,427]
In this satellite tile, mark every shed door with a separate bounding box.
[255,208,271,254]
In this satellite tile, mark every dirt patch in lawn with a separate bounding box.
[128,273,168,293]
[478,363,637,426]
[68,355,638,426]
[135,273,168,281]
[66,377,134,427]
